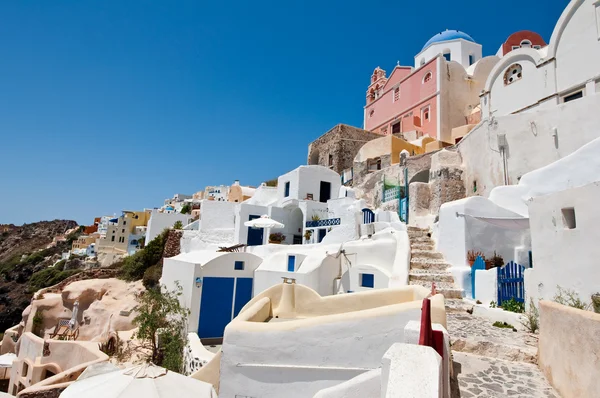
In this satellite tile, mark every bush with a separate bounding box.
[492,321,515,330]
[142,264,163,290]
[553,286,590,310]
[119,229,169,282]
[180,204,191,215]
[54,259,67,271]
[173,221,183,230]
[32,310,44,337]
[28,268,81,293]
[521,298,540,333]
[500,298,525,313]
[264,179,278,187]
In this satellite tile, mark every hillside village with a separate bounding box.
[1,1,600,397]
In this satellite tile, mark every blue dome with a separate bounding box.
[422,30,475,50]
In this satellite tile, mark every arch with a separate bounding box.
[362,208,375,224]
[409,169,430,184]
[422,71,433,83]
[520,39,532,48]
[503,63,523,85]
[309,148,320,165]
[289,208,304,244]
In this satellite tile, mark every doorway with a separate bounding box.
[319,181,331,203]
[247,215,264,246]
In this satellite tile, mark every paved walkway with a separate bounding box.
[447,309,560,397]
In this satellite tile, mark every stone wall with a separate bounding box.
[307,124,382,175]
[163,230,183,259]
[428,150,465,214]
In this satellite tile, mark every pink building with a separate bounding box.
[364,30,499,144]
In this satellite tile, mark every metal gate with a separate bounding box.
[362,208,375,224]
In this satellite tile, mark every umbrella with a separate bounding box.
[68,300,79,330]
[244,215,284,229]
[60,363,217,398]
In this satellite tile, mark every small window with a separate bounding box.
[469,54,474,65]
[423,72,432,83]
[234,261,245,270]
[287,255,296,272]
[328,154,333,167]
[393,87,400,102]
[22,362,29,377]
[504,64,523,85]
[367,158,382,172]
[561,207,576,229]
[284,182,290,197]
[111,236,115,242]
[391,121,401,135]
[360,273,374,288]
[511,46,520,50]
[443,52,451,62]
[563,91,583,103]
[520,39,532,48]
[533,45,542,50]
[369,109,374,118]
[421,106,430,122]
[123,221,126,226]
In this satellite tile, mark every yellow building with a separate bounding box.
[96,210,151,254]
[227,180,256,203]
[71,234,98,251]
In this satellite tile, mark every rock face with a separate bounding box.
[0,220,79,331]
[24,278,144,341]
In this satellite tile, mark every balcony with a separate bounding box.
[305,218,341,228]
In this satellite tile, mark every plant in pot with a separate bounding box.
[489,251,504,270]
[303,230,312,242]
[311,214,321,221]
[467,250,484,267]
[269,232,285,244]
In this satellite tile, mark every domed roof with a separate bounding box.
[422,30,475,50]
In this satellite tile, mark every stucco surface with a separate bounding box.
[538,301,600,398]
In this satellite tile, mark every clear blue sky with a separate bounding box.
[0,1,566,225]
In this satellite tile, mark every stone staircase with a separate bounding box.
[407,226,463,299]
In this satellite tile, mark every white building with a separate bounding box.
[414,29,482,69]
[481,0,600,119]
[161,251,263,339]
[145,210,192,244]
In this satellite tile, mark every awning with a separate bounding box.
[459,213,530,230]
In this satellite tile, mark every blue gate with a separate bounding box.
[362,208,375,224]
[497,261,525,305]
[471,256,486,299]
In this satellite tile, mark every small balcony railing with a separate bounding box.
[305,218,341,228]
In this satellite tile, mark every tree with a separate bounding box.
[180,203,191,215]
[119,229,168,282]
[133,284,190,372]
[173,220,183,230]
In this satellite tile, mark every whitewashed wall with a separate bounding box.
[278,165,341,207]
[526,182,600,306]
[200,200,235,232]
[145,211,191,244]
[415,39,482,69]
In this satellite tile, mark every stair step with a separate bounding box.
[409,236,434,243]
[407,230,431,238]
[411,243,435,250]
[407,226,429,232]
[409,270,454,283]
[410,258,451,271]
[445,299,473,313]
[410,249,443,260]
[409,280,463,299]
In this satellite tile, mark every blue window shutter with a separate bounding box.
[234,261,244,270]
[360,273,374,288]
[284,182,290,197]
[287,256,296,272]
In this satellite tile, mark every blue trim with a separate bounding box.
[287,255,296,272]
[284,182,290,197]
[234,261,244,270]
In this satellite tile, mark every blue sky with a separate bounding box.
[0,1,567,225]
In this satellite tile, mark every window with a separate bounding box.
[121,229,125,233]
[503,64,522,85]
[393,87,400,102]
[421,106,430,122]
[284,181,290,197]
[123,221,126,226]
[533,45,542,50]
[287,255,296,272]
[360,273,374,288]
[469,54,475,65]
[328,154,333,167]
[511,46,520,50]
[234,261,245,270]
[563,90,583,103]
[22,362,29,377]
[369,109,374,118]
[367,158,382,172]
[111,236,115,242]
[391,121,401,135]
[562,207,576,229]
[423,72,432,83]
[443,52,451,62]
[520,39,532,48]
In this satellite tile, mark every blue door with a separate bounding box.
[247,215,264,246]
[198,277,234,339]
[233,278,253,317]
[318,229,327,243]
[287,255,296,272]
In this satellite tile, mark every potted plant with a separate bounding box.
[467,250,484,267]
[269,232,285,244]
[304,230,312,242]
[489,251,504,270]
[311,214,321,221]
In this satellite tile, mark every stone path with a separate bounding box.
[447,310,560,397]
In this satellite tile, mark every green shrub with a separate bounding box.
[180,204,191,215]
[119,229,169,282]
[54,259,67,271]
[32,310,44,337]
[173,221,183,230]
[492,321,515,330]
[142,264,163,290]
[28,268,81,293]
[521,298,540,333]
[264,179,278,187]
[500,298,525,313]
[553,286,590,310]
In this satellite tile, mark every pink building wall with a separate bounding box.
[365,58,439,138]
